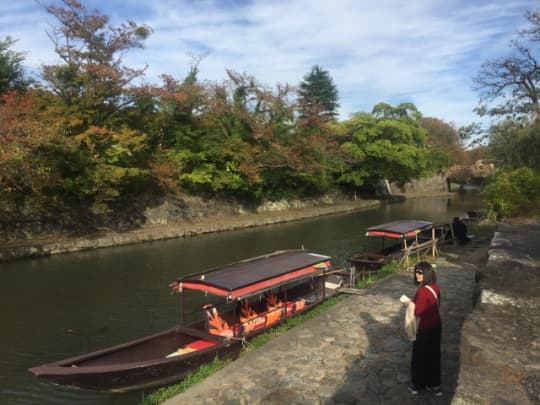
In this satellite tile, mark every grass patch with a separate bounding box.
[141,262,400,404]
[448,182,462,192]
[140,357,230,405]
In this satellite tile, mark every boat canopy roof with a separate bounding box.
[366,220,433,238]
[175,251,331,300]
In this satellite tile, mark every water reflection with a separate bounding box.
[0,193,482,404]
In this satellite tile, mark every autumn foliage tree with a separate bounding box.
[41,0,151,127]
[0,90,67,210]
[38,0,153,214]
[420,117,464,168]
[151,68,333,200]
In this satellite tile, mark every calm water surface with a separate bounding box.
[0,193,482,404]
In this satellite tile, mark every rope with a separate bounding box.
[227,336,252,349]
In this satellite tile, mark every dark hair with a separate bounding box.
[413,261,436,285]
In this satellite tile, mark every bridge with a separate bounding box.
[446,160,496,187]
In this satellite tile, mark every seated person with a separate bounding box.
[452,217,471,245]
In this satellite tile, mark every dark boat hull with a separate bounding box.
[29,327,238,392]
[348,253,392,279]
[29,300,325,391]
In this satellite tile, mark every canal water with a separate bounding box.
[0,193,482,405]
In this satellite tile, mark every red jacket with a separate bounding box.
[414,283,441,330]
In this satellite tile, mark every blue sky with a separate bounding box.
[1,0,537,127]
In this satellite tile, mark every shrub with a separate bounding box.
[482,167,540,219]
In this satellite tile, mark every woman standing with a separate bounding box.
[408,261,442,396]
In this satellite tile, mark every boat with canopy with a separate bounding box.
[29,250,347,392]
[348,220,438,280]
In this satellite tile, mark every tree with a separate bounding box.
[489,119,540,171]
[482,167,540,218]
[420,117,464,166]
[336,103,429,189]
[41,0,152,129]
[0,36,29,93]
[298,65,339,122]
[0,89,67,208]
[36,0,154,214]
[473,10,540,121]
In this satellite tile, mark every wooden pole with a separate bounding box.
[403,238,409,269]
[180,291,184,327]
[432,226,436,257]
[415,233,419,261]
[322,273,326,301]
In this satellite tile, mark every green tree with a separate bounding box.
[336,103,428,189]
[298,65,339,123]
[482,167,540,218]
[489,119,540,171]
[0,36,29,93]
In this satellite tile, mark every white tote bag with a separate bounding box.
[404,302,419,341]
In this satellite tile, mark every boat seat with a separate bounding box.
[265,308,283,327]
[240,315,266,336]
[166,339,218,358]
[294,298,306,312]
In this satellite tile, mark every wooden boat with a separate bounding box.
[348,220,437,279]
[348,253,392,279]
[29,250,345,392]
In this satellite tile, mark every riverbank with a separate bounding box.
[161,220,539,404]
[0,199,382,262]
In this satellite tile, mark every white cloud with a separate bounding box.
[1,0,537,126]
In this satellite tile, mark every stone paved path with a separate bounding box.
[164,254,478,405]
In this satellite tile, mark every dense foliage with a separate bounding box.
[483,167,540,218]
[475,9,540,219]
[0,36,29,93]
[0,0,458,226]
[420,117,464,167]
[331,103,431,189]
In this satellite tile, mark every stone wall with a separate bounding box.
[388,173,448,195]
[454,222,540,404]
[0,194,344,243]
[0,195,248,243]
[0,198,380,262]
[1,173,450,242]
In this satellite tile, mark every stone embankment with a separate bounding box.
[163,220,539,405]
[454,220,540,404]
[0,200,379,262]
[0,174,450,262]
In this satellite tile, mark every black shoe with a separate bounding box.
[408,384,420,395]
[426,386,443,397]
